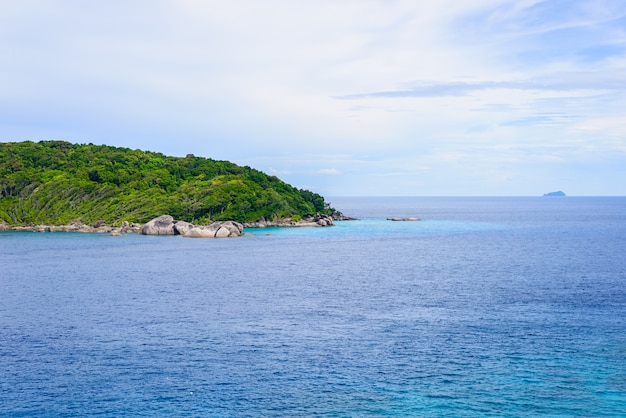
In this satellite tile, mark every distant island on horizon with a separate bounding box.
[543,191,566,197]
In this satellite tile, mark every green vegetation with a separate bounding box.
[0,140,338,225]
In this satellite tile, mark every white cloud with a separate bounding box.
[268,167,291,176]
[572,115,626,141]
[316,168,342,176]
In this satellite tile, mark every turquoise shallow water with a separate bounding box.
[1,197,625,416]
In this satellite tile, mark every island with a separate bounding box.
[543,191,566,197]
[0,140,346,235]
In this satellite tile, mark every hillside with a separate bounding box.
[0,140,338,226]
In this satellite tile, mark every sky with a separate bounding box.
[1,0,625,196]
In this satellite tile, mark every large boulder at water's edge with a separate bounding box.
[221,220,244,236]
[140,215,176,235]
[183,221,243,238]
[183,223,220,238]
[173,220,194,235]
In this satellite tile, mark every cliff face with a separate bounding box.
[0,140,339,226]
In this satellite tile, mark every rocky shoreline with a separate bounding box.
[0,213,352,238]
[0,220,142,235]
[242,213,343,228]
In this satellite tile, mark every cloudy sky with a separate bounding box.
[2,1,625,196]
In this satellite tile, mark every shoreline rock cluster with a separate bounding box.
[140,215,243,238]
[0,220,141,234]
[0,212,347,238]
[243,213,337,228]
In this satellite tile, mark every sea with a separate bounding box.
[1,197,625,417]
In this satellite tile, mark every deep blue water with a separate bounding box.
[1,197,625,417]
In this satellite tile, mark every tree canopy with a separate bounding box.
[0,140,338,225]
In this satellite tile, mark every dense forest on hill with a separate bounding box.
[0,140,337,225]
